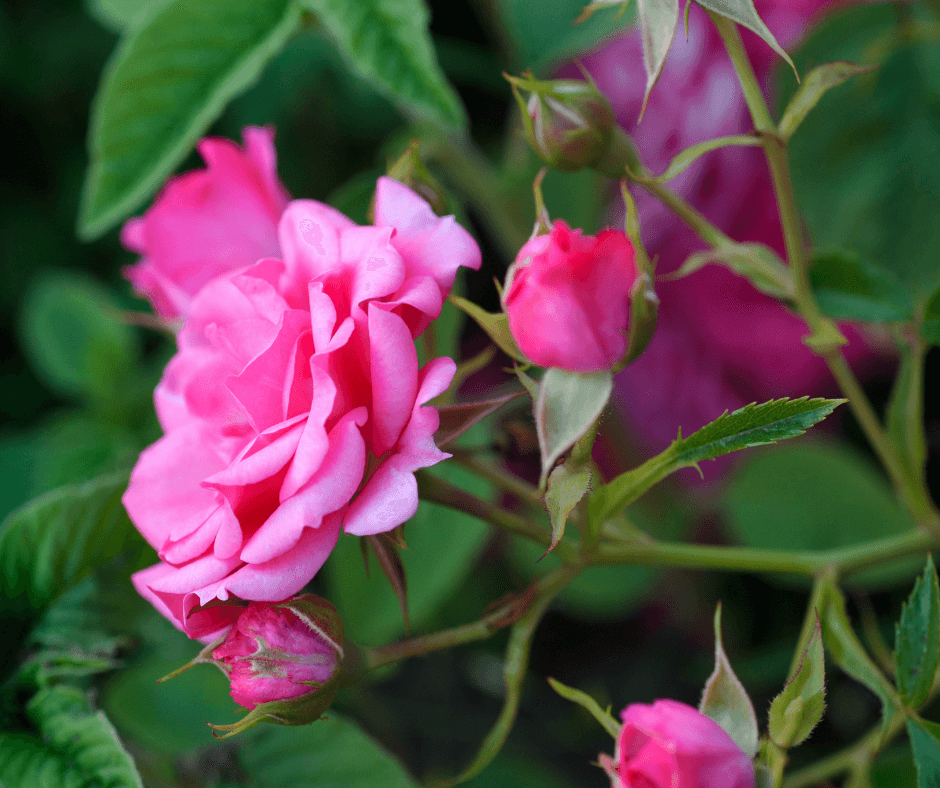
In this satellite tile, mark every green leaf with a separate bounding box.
[778,61,873,139]
[907,716,940,788]
[670,242,794,299]
[922,286,940,346]
[450,296,530,364]
[0,685,142,788]
[699,604,759,758]
[787,4,940,304]
[326,461,491,646]
[810,249,912,323]
[80,0,301,239]
[298,0,465,130]
[545,461,593,552]
[595,398,841,522]
[895,557,940,708]
[695,0,796,75]
[547,677,621,738]
[637,0,679,115]
[652,134,763,183]
[768,617,826,748]
[19,274,139,403]
[886,341,928,503]
[820,580,897,728]
[534,368,612,488]
[235,714,418,787]
[500,0,635,70]
[84,0,170,31]
[724,442,922,589]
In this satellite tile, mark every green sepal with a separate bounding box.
[768,616,826,748]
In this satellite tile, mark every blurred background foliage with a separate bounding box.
[1,0,940,785]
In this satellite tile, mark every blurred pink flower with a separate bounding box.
[601,699,755,788]
[563,0,883,463]
[124,169,481,640]
[505,220,638,372]
[122,126,289,320]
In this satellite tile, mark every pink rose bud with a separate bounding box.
[208,595,344,737]
[507,72,620,173]
[601,700,755,788]
[504,220,639,373]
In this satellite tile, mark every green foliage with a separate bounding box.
[534,368,611,487]
[724,443,921,588]
[788,4,940,305]
[545,461,592,552]
[673,242,793,300]
[809,249,912,323]
[768,618,826,748]
[450,296,530,364]
[778,61,873,139]
[907,716,940,788]
[85,0,169,30]
[695,0,795,74]
[0,685,142,788]
[699,605,759,758]
[19,273,139,404]
[299,0,466,130]
[547,678,620,738]
[80,0,301,238]
[922,285,940,345]
[635,0,679,115]
[894,557,940,708]
[595,398,842,523]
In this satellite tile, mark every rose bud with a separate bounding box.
[503,220,640,373]
[600,699,755,788]
[208,595,344,737]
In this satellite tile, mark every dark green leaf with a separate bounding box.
[907,716,940,788]
[768,617,826,747]
[922,286,940,345]
[787,4,940,304]
[696,0,795,74]
[699,604,759,757]
[724,443,922,589]
[299,0,465,129]
[779,61,873,139]
[0,685,142,788]
[545,461,592,552]
[80,0,300,238]
[19,274,139,403]
[895,557,940,708]
[810,249,912,323]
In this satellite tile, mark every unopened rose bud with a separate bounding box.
[503,220,642,373]
[600,700,755,788]
[208,595,344,737]
[507,73,635,176]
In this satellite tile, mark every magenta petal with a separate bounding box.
[204,420,304,489]
[368,304,418,457]
[280,365,337,500]
[160,502,227,565]
[132,564,192,634]
[279,200,350,288]
[241,407,367,563]
[342,225,406,318]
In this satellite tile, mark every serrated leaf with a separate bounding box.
[19,273,140,403]
[596,397,842,522]
[810,249,912,323]
[80,0,300,239]
[670,242,794,299]
[299,0,465,130]
[545,462,593,552]
[907,716,940,788]
[895,557,940,708]
[450,296,530,364]
[0,685,142,788]
[769,617,826,747]
[820,581,897,730]
[547,677,621,738]
[696,0,796,75]
[535,368,612,488]
[779,61,873,139]
[699,604,759,757]
[637,0,679,116]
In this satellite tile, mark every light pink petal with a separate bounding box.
[132,563,192,634]
[230,258,290,324]
[155,346,244,433]
[148,551,243,595]
[204,420,305,489]
[280,365,337,500]
[341,225,406,319]
[278,200,351,294]
[123,427,227,550]
[241,407,367,563]
[160,501,229,565]
[374,177,482,293]
[368,304,418,456]
[382,275,444,338]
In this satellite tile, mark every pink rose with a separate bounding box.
[122,126,289,320]
[213,595,342,712]
[124,170,481,640]
[504,220,638,372]
[601,700,755,788]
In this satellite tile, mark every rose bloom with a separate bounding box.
[504,220,638,373]
[123,130,481,639]
[563,1,885,463]
[601,699,755,788]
